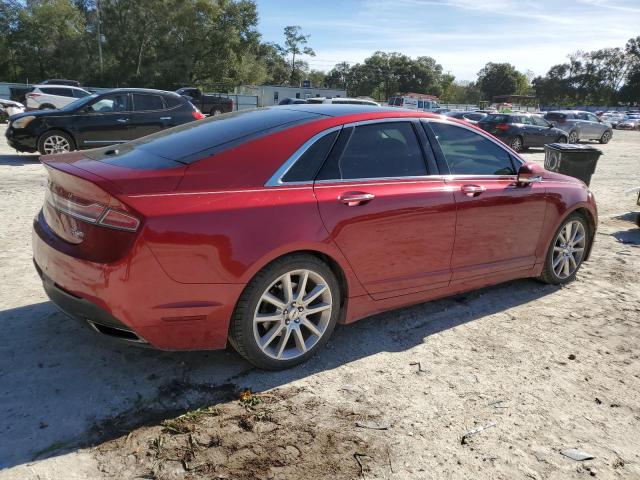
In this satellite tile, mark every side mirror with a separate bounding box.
[517,163,544,185]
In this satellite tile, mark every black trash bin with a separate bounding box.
[543,143,602,186]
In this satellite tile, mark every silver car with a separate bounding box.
[544,110,613,144]
[616,115,640,130]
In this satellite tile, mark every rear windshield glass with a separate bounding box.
[545,112,566,120]
[120,108,322,164]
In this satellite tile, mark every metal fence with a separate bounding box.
[210,93,258,111]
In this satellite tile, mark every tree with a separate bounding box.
[280,25,315,85]
[306,69,326,88]
[476,62,521,101]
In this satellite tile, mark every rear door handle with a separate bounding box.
[461,184,486,197]
[339,192,375,206]
[116,118,129,123]
[160,116,172,120]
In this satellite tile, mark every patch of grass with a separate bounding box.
[161,405,220,434]
[239,389,262,408]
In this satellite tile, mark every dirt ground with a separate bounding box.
[0,125,639,480]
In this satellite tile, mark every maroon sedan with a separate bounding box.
[32,105,597,369]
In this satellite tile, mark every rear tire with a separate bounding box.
[557,136,568,143]
[228,254,341,370]
[39,104,55,110]
[568,131,579,143]
[538,213,591,285]
[37,130,75,155]
[509,136,523,152]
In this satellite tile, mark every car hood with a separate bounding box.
[0,99,24,108]
[9,109,64,121]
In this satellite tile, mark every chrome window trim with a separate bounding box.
[264,125,342,186]
[423,117,525,170]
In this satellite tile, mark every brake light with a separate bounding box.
[26,93,41,98]
[46,185,140,232]
[495,123,510,131]
[192,110,205,120]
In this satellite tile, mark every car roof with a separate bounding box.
[33,84,88,91]
[278,104,400,116]
[102,88,180,96]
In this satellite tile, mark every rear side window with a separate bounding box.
[164,94,184,108]
[132,94,164,111]
[429,122,516,175]
[484,114,512,123]
[545,112,566,121]
[73,89,90,98]
[318,122,427,180]
[281,130,339,182]
[41,87,74,97]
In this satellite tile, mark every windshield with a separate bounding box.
[58,93,98,112]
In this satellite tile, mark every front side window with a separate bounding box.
[586,113,599,122]
[429,121,516,176]
[576,112,590,120]
[132,94,164,111]
[86,94,129,113]
[532,115,550,127]
[318,122,427,180]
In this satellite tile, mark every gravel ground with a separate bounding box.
[0,126,638,479]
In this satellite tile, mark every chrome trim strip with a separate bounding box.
[264,125,343,186]
[84,140,128,144]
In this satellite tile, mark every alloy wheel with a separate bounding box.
[569,131,578,143]
[42,135,71,154]
[552,220,586,279]
[601,131,611,143]
[253,269,333,360]
[510,137,522,152]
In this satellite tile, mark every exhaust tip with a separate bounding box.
[87,320,147,344]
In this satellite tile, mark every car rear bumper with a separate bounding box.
[32,211,244,350]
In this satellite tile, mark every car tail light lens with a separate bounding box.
[46,185,140,232]
[26,93,41,98]
[495,123,510,131]
[192,110,205,120]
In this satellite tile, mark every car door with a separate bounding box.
[584,112,605,138]
[313,120,456,298]
[73,92,134,147]
[424,120,548,281]
[129,93,174,138]
[531,115,558,144]
[518,115,543,147]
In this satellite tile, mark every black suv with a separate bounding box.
[477,113,568,152]
[6,88,204,155]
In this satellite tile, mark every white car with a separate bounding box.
[25,85,91,110]
[0,99,25,122]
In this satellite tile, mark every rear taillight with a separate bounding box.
[26,93,41,98]
[192,110,205,120]
[495,123,510,131]
[46,185,140,232]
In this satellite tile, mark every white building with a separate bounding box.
[236,85,347,107]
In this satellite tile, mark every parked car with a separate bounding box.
[544,110,613,144]
[278,98,308,105]
[40,79,82,87]
[477,113,569,152]
[25,85,92,110]
[444,111,487,124]
[616,114,640,130]
[388,95,441,112]
[32,104,597,369]
[175,87,233,116]
[0,99,25,123]
[321,97,380,106]
[6,88,204,155]
[601,112,626,128]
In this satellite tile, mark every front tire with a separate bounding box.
[538,213,591,285]
[599,130,612,144]
[229,254,341,370]
[37,130,75,155]
[568,131,579,143]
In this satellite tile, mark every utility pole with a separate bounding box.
[97,0,103,79]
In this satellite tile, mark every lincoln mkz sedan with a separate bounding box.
[32,105,598,369]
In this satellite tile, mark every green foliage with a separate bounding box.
[476,62,521,101]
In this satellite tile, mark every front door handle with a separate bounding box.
[339,192,375,206]
[461,184,486,197]
[116,118,129,123]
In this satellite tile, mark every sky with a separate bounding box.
[257,0,640,82]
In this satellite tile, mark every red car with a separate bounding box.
[32,105,597,369]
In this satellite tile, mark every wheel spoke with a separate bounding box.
[305,302,331,316]
[261,324,284,348]
[301,319,322,337]
[296,271,309,301]
[276,329,291,359]
[562,258,570,277]
[281,273,293,303]
[564,223,573,243]
[553,254,563,268]
[568,254,577,270]
[553,246,564,252]
[255,312,282,323]
[262,292,285,309]
[572,233,585,246]
[302,284,327,306]
[292,328,307,353]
